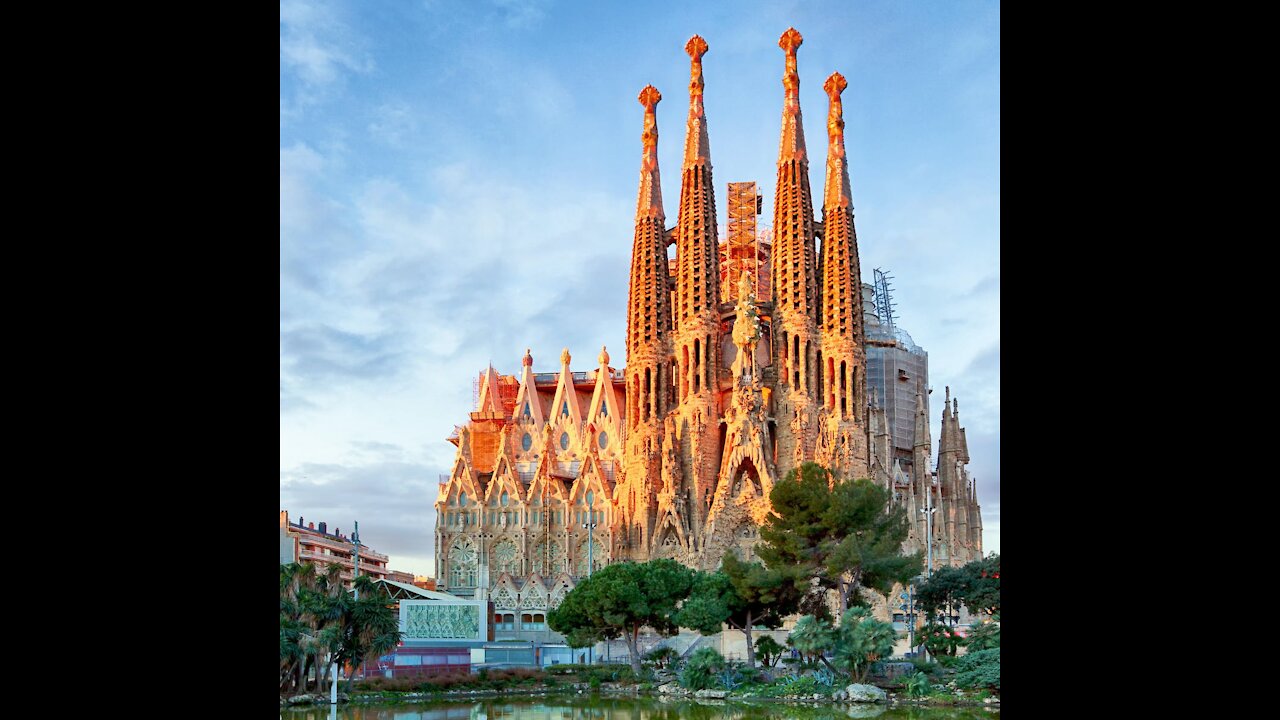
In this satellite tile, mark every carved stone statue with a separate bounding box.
[730,272,761,384]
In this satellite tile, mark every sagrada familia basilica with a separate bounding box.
[433,29,984,618]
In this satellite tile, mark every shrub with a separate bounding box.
[737,664,762,685]
[768,674,818,697]
[645,646,680,670]
[903,672,930,698]
[908,656,941,677]
[953,648,999,691]
[679,647,725,690]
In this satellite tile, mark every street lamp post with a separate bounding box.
[919,484,937,662]
[920,490,935,578]
[583,491,599,664]
[352,521,362,600]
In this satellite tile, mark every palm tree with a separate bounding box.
[280,563,403,697]
[334,575,402,682]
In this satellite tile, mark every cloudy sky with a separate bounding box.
[280,0,999,579]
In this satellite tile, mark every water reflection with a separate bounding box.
[281,696,997,720]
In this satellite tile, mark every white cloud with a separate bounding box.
[280,0,374,116]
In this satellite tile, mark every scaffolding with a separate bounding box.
[864,267,928,459]
[720,181,771,303]
[873,268,898,335]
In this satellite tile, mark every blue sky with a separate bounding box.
[280,0,999,578]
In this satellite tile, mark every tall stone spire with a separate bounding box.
[771,27,820,475]
[636,86,664,220]
[626,85,672,431]
[624,85,674,560]
[817,70,869,478]
[670,34,722,553]
[777,27,808,165]
[911,383,933,547]
[674,34,721,402]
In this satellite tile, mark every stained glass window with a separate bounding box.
[492,538,519,575]
[449,537,478,587]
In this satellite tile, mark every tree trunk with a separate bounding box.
[314,652,325,693]
[297,656,308,694]
[742,611,756,667]
[627,627,642,676]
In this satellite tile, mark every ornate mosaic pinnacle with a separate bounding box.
[779,28,802,99]
[523,348,533,367]
[686,34,708,61]
[824,72,847,102]
[779,27,802,54]
[636,84,664,218]
[686,35,708,102]
[560,347,571,366]
[598,345,610,366]
[681,34,711,167]
[638,84,661,110]
[825,72,847,140]
[639,85,661,153]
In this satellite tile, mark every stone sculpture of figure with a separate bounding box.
[815,412,831,468]
[731,272,761,384]
[661,432,681,496]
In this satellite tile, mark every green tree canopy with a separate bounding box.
[915,553,1000,620]
[757,462,922,616]
[675,552,797,666]
[963,554,1000,617]
[547,559,695,675]
[915,564,968,621]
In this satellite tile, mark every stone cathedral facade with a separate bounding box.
[433,30,984,620]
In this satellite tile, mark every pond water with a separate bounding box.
[281,695,999,720]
